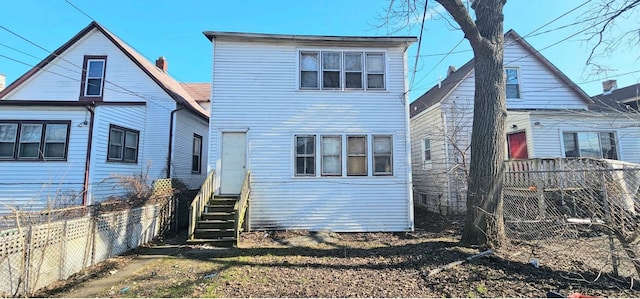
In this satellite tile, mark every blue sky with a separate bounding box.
[0,0,638,101]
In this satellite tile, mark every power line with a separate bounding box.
[410,0,429,87]
[64,0,96,22]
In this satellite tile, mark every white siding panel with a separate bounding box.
[0,106,88,213]
[172,109,208,189]
[210,40,412,231]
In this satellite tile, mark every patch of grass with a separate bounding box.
[476,284,488,295]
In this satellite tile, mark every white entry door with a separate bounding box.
[220,132,247,194]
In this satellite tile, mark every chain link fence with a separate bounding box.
[0,194,178,297]
[504,157,640,279]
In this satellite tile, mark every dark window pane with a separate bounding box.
[124,148,137,161]
[348,156,367,175]
[506,84,520,98]
[301,71,318,88]
[563,132,578,157]
[345,72,362,88]
[323,71,340,88]
[44,143,65,158]
[0,143,14,158]
[86,78,102,95]
[109,145,122,159]
[19,143,39,158]
[375,155,392,173]
[600,132,618,159]
[192,155,200,172]
[367,74,384,89]
[88,60,104,77]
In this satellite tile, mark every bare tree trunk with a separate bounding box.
[436,0,507,247]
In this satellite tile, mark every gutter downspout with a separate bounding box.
[402,45,414,231]
[441,110,452,215]
[83,104,95,207]
[167,104,185,178]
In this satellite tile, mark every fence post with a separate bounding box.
[59,220,68,280]
[22,225,33,296]
[601,171,619,276]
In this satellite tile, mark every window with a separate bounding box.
[366,53,385,89]
[300,52,319,89]
[423,138,431,162]
[107,125,139,163]
[299,51,385,90]
[295,135,315,176]
[322,52,341,89]
[80,56,107,99]
[505,68,520,99]
[347,136,367,176]
[373,135,393,175]
[0,121,69,161]
[344,52,363,89]
[563,132,618,160]
[0,123,18,158]
[192,134,202,173]
[321,136,341,176]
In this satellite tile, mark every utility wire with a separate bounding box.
[410,0,429,87]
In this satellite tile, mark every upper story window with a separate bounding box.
[299,51,385,91]
[107,125,139,163]
[80,55,107,100]
[505,67,520,99]
[0,121,70,161]
[563,132,618,160]
[192,134,203,173]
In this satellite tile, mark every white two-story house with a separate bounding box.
[204,31,416,231]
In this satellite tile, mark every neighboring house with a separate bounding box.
[591,80,640,112]
[204,31,416,232]
[410,29,640,215]
[0,22,209,213]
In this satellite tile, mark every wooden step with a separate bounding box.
[197,219,235,229]
[208,199,236,206]
[186,237,236,248]
[206,205,235,213]
[201,211,235,220]
[194,228,235,239]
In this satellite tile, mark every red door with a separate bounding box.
[508,131,528,159]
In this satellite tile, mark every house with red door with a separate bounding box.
[409,29,640,215]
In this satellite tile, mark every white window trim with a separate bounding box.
[422,137,432,170]
[296,49,388,92]
[560,130,620,160]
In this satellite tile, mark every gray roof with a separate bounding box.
[590,83,640,112]
[203,31,417,46]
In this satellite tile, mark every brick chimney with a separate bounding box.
[602,79,617,94]
[0,74,5,92]
[155,56,167,72]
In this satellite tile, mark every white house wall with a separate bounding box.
[529,112,640,163]
[172,109,209,189]
[210,39,412,231]
[0,106,88,213]
[89,105,146,203]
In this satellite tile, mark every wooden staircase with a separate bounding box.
[187,195,238,247]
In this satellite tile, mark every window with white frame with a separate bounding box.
[505,68,520,99]
[347,135,367,176]
[321,136,341,176]
[0,121,70,161]
[192,134,202,173]
[295,135,316,176]
[81,56,107,99]
[107,125,139,163]
[563,132,618,160]
[373,135,392,175]
[299,51,385,90]
[423,138,431,162]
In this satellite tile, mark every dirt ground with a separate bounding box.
[35,207,640,298]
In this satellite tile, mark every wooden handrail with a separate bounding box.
[188,170,216,240]
[234,170,251,245]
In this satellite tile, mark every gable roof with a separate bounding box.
[0,21,208,119]
[410,29,593,118]
[590,83,640,112]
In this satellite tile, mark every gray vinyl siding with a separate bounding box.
[172,109,209,189]
[0,106,88,213]
[209,39,412,232]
